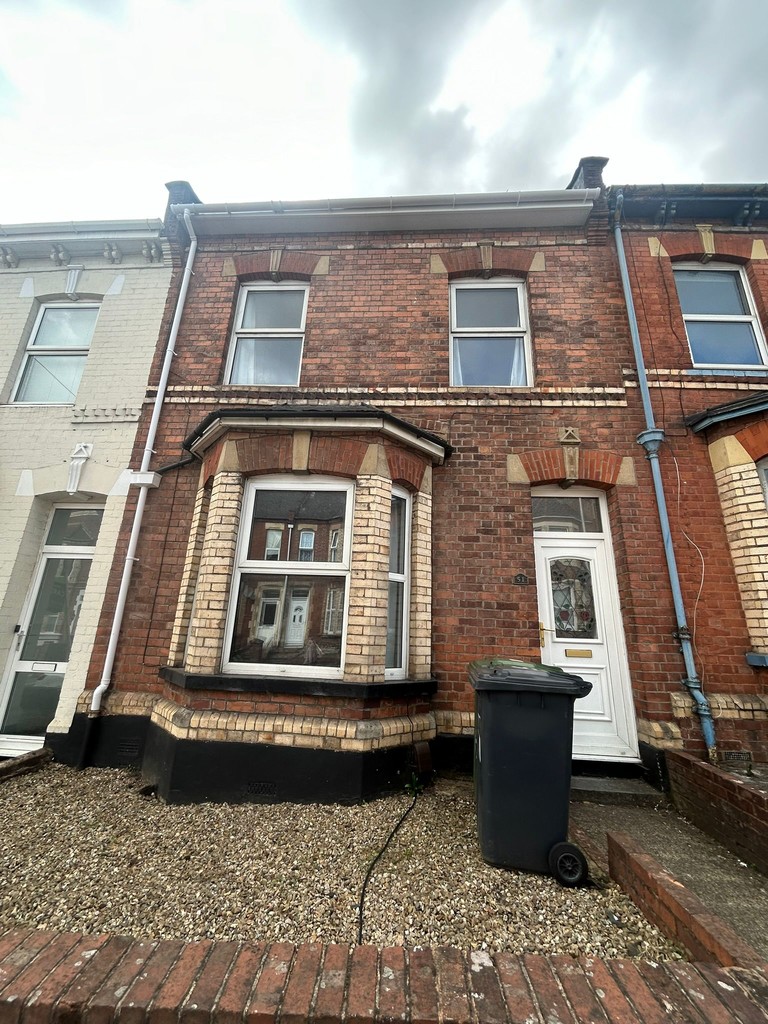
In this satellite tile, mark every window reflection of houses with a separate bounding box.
[231,487,349,668]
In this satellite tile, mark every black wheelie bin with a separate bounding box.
[469,658,592,886]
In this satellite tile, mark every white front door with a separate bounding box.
[286,591,308,647]
[533,489,639,762]
[0,506,103,757]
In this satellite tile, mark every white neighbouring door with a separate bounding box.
[286,591,309,647]
[0,506,103,758]
[533,489,639,762]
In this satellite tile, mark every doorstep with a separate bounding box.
[570,775,667,807]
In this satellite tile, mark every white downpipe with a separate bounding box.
[90,210,198,713]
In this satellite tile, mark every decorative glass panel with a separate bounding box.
[455,288,520,328]
[247,490,346,562]
[241,289,305,329]
[1,671,64,736]
[532,496,602,533]
[549,558,597,639]
[230,574,345,667]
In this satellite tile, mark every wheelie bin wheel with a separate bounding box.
[548,842,588,887]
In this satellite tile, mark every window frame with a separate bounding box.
[224,281,309,387]
[449,278,532,388]
[385,485,411,680]
[223,475,354,678]
[758,459,768,507]
[12,302,99,405]
[673,263,768,370]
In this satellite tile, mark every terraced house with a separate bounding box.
[0,216,172,759]
[25,157,768,801]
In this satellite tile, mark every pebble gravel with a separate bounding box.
[0,764,684,958]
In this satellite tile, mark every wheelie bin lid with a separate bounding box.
[468,658,592,697]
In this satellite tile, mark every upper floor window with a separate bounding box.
[298,529,315,561]
[673,266,767,369]
[14,304,99,404]
[450,280,531,387]
[226,283,308,386]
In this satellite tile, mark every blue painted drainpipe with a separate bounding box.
[612,190,717,761]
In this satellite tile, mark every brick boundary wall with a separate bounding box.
[665,750,768,875]
[2,926,768,1024]
[606,832,766,969]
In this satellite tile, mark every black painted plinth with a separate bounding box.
[141,721,419,804]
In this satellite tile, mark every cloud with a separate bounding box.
[291,0,504,193]
[293,0,768,192]
[0,0,129,14]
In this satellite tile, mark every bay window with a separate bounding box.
[225,477,352,676]
[386,488,410,678]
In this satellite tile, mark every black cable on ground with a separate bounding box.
[357,790,419,945]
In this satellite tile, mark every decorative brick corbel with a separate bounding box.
[558,427,581,487]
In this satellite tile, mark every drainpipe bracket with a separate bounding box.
[128,471,162,488]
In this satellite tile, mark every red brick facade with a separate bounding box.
[60,165,768,795]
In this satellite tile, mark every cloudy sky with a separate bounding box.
[1,0,767,224]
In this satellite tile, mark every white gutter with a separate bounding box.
[170,188,600,235]
[89,209,198,714]
[171,188,598,216]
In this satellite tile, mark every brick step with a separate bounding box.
[0,928,766,1024]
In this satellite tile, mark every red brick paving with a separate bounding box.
[0,928,766,1024]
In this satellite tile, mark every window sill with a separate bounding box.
[685,367,768,376]
[160,665,437,699]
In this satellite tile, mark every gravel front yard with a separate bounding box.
[0,764,683,959]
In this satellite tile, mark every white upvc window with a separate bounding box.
[298,529,315,562]
[450,279,532,387]
[264,528,282,560]
[224,476,353,678]
[385,487,411,679]
[328,528,341,562]
[13,304,99,404]
[673,264,767,369]
[323,586,344,636]
[225,282,308,386]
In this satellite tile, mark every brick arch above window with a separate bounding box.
[228,250,328,282]
[656,231,753,263]
[735,418,768,462]
[514,447,625,488]
[386,445,426,491]
[440,246,543,279]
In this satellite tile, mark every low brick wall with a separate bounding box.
[666,750,768,875]
[607,832,765,968]
[2,926,768,1024]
